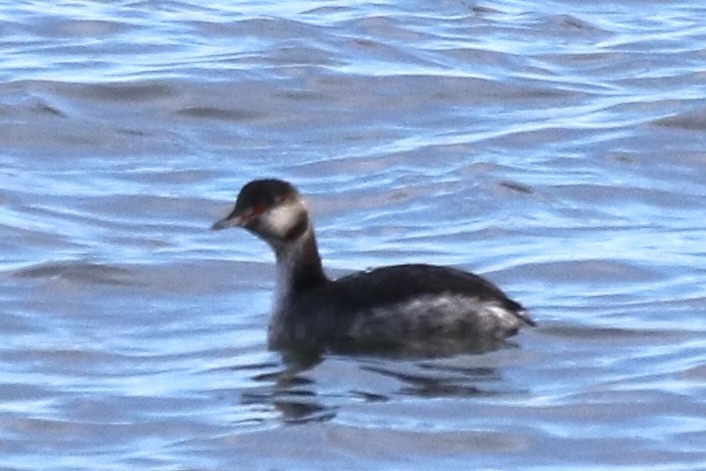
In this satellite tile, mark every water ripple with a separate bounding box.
[1,0,706,469]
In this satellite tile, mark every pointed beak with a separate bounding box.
[211,208,246,231]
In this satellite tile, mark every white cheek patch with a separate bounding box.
[263,202,301,237]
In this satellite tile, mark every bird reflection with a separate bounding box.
[361,363,499,398]
[241,350,333,424]
[237,345,515,425]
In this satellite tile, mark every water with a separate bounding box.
[1,0,705,469]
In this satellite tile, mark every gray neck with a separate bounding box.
[273,226,328,305]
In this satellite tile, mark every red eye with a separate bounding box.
[252,203,266,215]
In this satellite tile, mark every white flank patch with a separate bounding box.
[349,293,522,341]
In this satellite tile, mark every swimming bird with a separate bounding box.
[212,179,534,355]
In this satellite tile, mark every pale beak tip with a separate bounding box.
[211,220,226,231]
[211,215,240,231]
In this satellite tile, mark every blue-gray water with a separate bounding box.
[1,1,706,469]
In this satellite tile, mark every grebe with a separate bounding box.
[212,179,534,355]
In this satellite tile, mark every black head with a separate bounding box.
[235,179,298,214]
[212,179,309,245]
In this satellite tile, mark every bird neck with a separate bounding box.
[274,225,328,299]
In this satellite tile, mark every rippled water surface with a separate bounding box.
[1,1,706,469]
